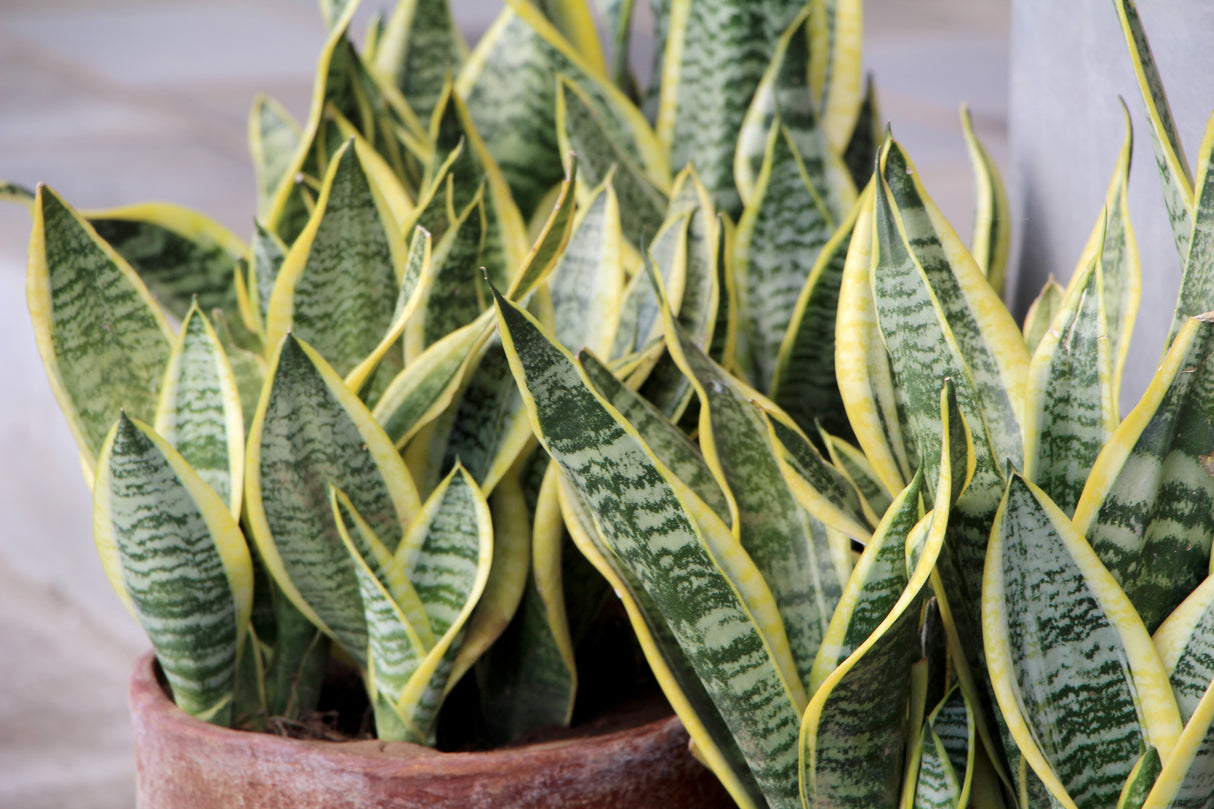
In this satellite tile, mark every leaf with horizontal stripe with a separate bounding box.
[1073,315,1214,632]
[914,685,976,809]
[1114,0,1194,264]
[154,302,244,517]
[1023,253,1116,518]
[95,414,252,726]
[555,472,767,809]
[87,202,246,322]
[1156,575,1214,723]
[983,473,1183,809]
[556,76,669,250]
[961,105,1011,297]
[389,464,493,742]
[799,448,951,809]
[735,119,836,393]
[821,430,893,525]
[735,5,856,219]
[656,0,805,215]
[770,178,862,440]
[429,80,529,291]
[458,0,665,217]
[27,186,174,480]
[265,139,407,380]
[1169,113,1214,354]
[495,288,806,809]
[249,95,303,221]
[375,0,467,125]
[245,334,420,665]
[1137,679,1214,809]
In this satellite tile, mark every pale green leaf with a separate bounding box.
[375,0,467,125]
[961,105,1011,297]
[249,95,303,221]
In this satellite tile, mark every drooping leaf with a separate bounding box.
[86,203,247,322]
[1073,315,1214,632]
[245,335,421,664]
[94,414,252,726]
[154,302,244,516]
[983,473,1183,809]
[27,186,174,479]
[495,288,806,809]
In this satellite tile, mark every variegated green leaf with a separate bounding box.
[265,139,407,380]
[800,491,947,809]
[1092,103,1140,398]
[808,468,922,694]
[821,430,893,524]
[555,473,767,809]
[1073,315,1214,632]
[249,95,303,220]
[212,311,267,435]
[834,183,914,494]
[764,408,872,542]
[655,0,806,214]
[1156,575,1214,722]
[388,464,493,742]
[914,686,976,809]
[842,73,881,192]
[1114,0,1194,263]
[1170,113,1214,352]
[373,314,494,448]
[375,0,467,125]
[248,221,287,338]
[547,180,626,357]
[871,139,1028,600]
[506,155,579,301]
[580,349,730,521]
[407,191,487,359]
[735,120,836,392]
[495,288,805,809]
[1117,747,1161,809]
[86,203,247,323]
[556,75,668,249]
[597,0,639,92]
[663,295,845,691]
[458,0,665,216]
[429,80,529,290]
[245,335,421,664]
[0,179,35,205]
[1023,254,1116,518]
[345,225,433,399]
[612,211,690,359]
[27,186,174,478]
[637,167,723,419]
[735,5,856,218]
[447,458,531,688]
[533,0,609,76]
[94,414,252,726]
[770,176,862,440]
[961,105,1011,297]
[1136,669,1214,809]
[811,0,865,154]
[154,302,244,516]
[983,473,1183,809]
[1022,277,1064,356]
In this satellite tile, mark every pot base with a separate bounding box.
[129,653,734,808]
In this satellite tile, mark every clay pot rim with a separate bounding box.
[129,651,689,767]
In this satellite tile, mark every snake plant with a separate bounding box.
[494,1,1214,808]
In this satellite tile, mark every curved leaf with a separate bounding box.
[983,474,1183,809]
[374,0,467,125]
[961,105,1011,297]
[249,94,303,220]
[95,414,252,725]
[27,186,174,479]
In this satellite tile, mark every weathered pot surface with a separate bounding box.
[129,652,734,808]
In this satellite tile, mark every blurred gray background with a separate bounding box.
[0,1,1008,806]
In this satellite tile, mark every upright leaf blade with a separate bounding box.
[95,415,252,725]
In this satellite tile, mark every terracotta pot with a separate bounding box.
[128,653,735,808]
